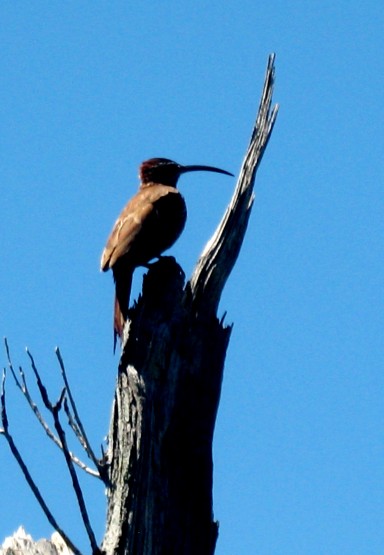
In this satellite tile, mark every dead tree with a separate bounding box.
[101,54,278,555]
[1,54,278,555]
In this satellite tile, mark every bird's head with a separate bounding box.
[139,158,233,188]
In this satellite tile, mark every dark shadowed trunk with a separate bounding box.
[102,259,230,555]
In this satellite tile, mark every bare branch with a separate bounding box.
[189,53,279,312]
[25,347,52,410]
[1,368,9,434]
[4,336,13,371]
[23,350,100,550]
[55,347,103,475]
[0,367,83,555]
[51,393,101,555]
[64,397,85,445]
[11,363,60,443]
[4,340,99,478]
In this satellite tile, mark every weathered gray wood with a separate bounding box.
[190,54,278,313]
[102,259,231,555]
[101,54,278,555]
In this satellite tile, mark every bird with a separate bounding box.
[101,157,233,348]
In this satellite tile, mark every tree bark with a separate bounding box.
[101,54,278,555]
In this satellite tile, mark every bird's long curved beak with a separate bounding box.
[180,164,234,177]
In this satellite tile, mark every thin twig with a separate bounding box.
[0,368,83,555]
[55,347,102,473]
[4,337,13,373]
[25,347,52,409]
[5,339,61,448]
[52,392,101,555]
[11,347,99,553]
[64,397,84,443]
[6,350,99,478]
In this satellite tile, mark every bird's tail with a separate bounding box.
[113,267,133,352]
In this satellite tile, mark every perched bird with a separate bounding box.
[101,157,233,347]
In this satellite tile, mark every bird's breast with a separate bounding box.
[101,185,188,271]
[116,185,187,267]
[140,187,187,261]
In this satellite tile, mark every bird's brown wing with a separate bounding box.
[100,185,177,271]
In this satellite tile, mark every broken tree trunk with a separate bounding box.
[101,54,278,555]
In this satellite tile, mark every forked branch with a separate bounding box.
[55,347,104,478]
[0,369,83,555]
[1,341,103,554]
[4,340,99,478]
[51,391,101,554]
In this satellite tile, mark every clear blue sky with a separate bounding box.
[1,3,383,554]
